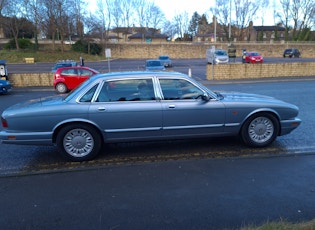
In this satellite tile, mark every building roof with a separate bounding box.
[128,29,168,39]
[253,26,286,31]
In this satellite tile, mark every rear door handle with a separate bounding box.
[98,107,106,111]
[168,105,175,108]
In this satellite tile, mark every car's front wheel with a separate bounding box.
[241,113,279,147]
[56,124,102,161]
[55,83,68,94]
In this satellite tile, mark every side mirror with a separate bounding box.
[201,93,210,101]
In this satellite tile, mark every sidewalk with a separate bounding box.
[1,153,315,229]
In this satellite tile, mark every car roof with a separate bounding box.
[56,66,99,73]
[146,59,162,62]
[92,71,186,81]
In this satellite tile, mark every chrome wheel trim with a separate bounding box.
[63,128,94,158]
[248,116,274,144]
[56,83,66,93]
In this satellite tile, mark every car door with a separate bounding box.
[88,78,163,141]
[158,78,225,137]
[61,68,79,89]
[78,69,94,85]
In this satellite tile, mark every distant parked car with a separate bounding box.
[53,66,99,93]
[0,60,11,94]
[51,60,78,73]
[206,49,229,64]
[158,55,172,67]
[283,48,301,58]
[242,51,264,63]
[0,79,11,94]
[145,59,165,71]
[0,71,301,161]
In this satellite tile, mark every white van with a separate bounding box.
[206,49,229,64]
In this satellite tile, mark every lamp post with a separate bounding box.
[229,0,231,41]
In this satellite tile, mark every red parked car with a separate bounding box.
[242,51,264,64]
[53,66,99,93]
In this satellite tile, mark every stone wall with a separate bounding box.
[207,62,315,80]
[9,73,53,87]
[8,61,315,87]
[106,42,315,59]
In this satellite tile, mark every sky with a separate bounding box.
[152,0,214,21]
[87,0,275,26]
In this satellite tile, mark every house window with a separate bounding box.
[271,32,275,39]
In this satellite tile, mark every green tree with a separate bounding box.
[188,12,201,37]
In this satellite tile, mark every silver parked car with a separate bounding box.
[206,49,229,64]
[145,59,165,71]
[0,71,301,161]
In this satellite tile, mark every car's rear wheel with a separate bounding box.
[241,113,279,147]
[56,124,102,161]
[56,83,68,94]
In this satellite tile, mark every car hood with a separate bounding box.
[218,91,277,102]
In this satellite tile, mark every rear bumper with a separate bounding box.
[0,130,53,145]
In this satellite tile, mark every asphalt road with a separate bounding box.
[1,62,315,229]
[1,154,315,229]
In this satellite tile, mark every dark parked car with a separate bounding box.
[0,79,11,94]
[0,71,301,162]
[283,48,301,58]
[51,60,78,73]
[53,66,99,93]
[158,55,172,67]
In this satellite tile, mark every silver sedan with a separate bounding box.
[0,71,301,161]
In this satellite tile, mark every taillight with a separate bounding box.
[1,116,8,128]
[54,73,60,79]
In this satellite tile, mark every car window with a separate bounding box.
[79,69,94,76]
[79,84,99,102]
[147,61,162,67]
[96,78,155,102]
[159,79,204,100]
[61,68,78,76]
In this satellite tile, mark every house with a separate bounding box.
[250,25,286,42]
[110,27,168,43]
[193,16,286,43]
[128,28,168,43]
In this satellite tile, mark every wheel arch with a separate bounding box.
[239,109,281,136]
[52,120,104,144]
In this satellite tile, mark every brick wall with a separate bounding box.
[9,73,54,87]
[207,62,315,80]
[106,42,315,59]
[8,62,315,87]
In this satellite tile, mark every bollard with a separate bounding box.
[188,68,192,77]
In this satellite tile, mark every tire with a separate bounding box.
[56,83,68,94]
[56,124,102,161]
[241,113,279,147]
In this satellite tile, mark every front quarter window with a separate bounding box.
[159,78,205,100]
[79,84,99,102]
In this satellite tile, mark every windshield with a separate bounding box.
[215,50,227,56]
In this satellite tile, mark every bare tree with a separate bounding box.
[233,0,261,41]
[276,0,291,40]
[173,12,190,40]
[210,0,230,40]
[2,0,26,50]
[290,0,315,40]
[276,0,315,41]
